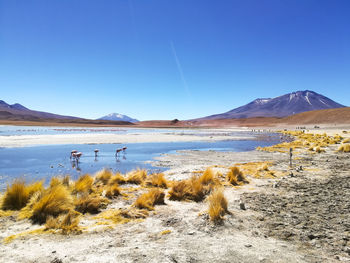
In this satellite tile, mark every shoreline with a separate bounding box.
[0,128,254,148]
[0,129,350,262]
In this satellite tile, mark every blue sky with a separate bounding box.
[0,0,349,120]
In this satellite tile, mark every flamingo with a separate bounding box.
[94,149,99,157]
[122,146,127,152]
[72,152,82,162]
[115,148,123,157]
[70,150,78,160]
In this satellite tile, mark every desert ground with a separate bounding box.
[0,126,350,263]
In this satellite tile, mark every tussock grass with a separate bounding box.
[168,176,208,202]
[134,188,165,210]
[338,144,350,152]
[62,175,70,187]
[126,169,147,184]
[18,191,42,219]
[2,180,29,210]
[198,168,220,187]
[31,185,73,224]
[108,173,126,185]
[144,173,168,188]
[45,210,81,234]
[74,194,108,214]
[105,184,121,199]
[208,188,228,224]
[74,174,94,194]
[343,138,350,143]
[95,169,113,185]
[227,167,248,186]
[315,146,325,153]
[49,177,62,188]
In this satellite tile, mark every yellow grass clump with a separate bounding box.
[338,144,350,153]
[227,167,248,186]
[108,173,126,185]
[74,174,94,194]
[45,210,81,234]
[198,168,220,187]
[126,169,147,184]
[105,184,122,199]
[168,176,208,202]
[49,177,62,188]
[134,188,165,210]
[315,146,325,153]
[95,169,113,185]
[343,138,350,143]
[208,188,228,224]
[31,185,74,224]
[144,173,168,188]
[2,180,29,210]
[74,194,108,214]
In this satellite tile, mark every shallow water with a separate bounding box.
[0,136,280,190]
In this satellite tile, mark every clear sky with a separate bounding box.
[0,0,349,120]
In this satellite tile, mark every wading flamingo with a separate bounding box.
[94,149,99,157]
[70,150,78,160]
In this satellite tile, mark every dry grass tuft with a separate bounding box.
[227,167,248,186]
[168,176,208,202]
[315,146,325,153]
[2,180,29,210]
[31,185,73,224]
[45,210,81,234]
[74,174,94,194]
[126,169,147,184]
[95,169,113,185]
[105,184,122,199]
[198,168,220,187]
[208,188,228,224]
[108,173,126,185]
[18,191,42,219]
[134,188,165,210]
[144,173,168,188]
[62,175,70,187]
[49,177,62,188]
[74,194,109,214]
[338,143,350,152]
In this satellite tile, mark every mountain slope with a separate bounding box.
[0,100,79,120]
[201,90,345,120]
[97,113,139,123]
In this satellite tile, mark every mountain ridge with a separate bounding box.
[199,90,345,120]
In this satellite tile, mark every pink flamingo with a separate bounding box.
[115,148,123,157]
[72,152,82,162]
[122,146,127,152]
[94,149,99,157]
[70,150,78,160]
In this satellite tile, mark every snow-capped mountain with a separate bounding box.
[200,90,345,119]
[97,113,139,123]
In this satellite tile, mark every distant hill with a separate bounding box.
[97,113,139,123]
[200,90,345,120]
[0,100,79,120]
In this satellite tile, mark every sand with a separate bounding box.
[0,128,350,262]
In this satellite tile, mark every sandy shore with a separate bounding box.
[0,129,254,148]
[0,128,350,262]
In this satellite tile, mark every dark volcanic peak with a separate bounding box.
[201,90,345,120]
[0,99,79,120]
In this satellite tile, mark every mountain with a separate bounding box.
[0,100,80,120]
[200,90,345,120]
[97,113,139,123]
